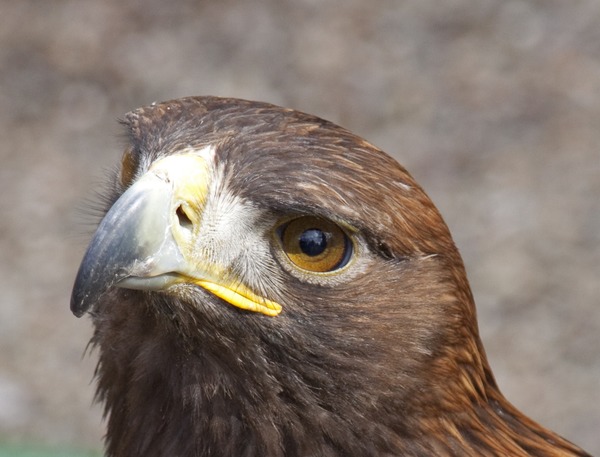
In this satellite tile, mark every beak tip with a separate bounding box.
[71,305,86,318]
[70,285,90,318]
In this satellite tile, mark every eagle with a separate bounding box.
[71,96,590,456]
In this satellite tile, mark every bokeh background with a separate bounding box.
[1,1,599,455]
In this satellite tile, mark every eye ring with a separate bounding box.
[276,216,354,273]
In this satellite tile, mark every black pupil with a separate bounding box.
[298,229,327,257]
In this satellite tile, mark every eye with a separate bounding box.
[277,216,353,273]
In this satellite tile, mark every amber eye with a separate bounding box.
[278,216,353,273]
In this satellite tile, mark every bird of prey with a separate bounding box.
[71,96,590,456]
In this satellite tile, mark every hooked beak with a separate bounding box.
[70,153,281,318]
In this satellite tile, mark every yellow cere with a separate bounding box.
[195,279,282,317]
[149,152,212,256]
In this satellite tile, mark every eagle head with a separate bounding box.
[71,97,589,457]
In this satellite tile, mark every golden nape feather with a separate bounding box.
[71,96,590,457]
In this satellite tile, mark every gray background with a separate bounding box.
[1,0,598,455]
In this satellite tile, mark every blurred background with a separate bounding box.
[0,0,599,455]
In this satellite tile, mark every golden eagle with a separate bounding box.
[71,97,590,456]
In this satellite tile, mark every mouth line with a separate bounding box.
[191,278,282,317]
[116,272,184,291]
[118,273,282,317]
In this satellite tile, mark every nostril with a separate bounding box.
[176,205,193,231]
